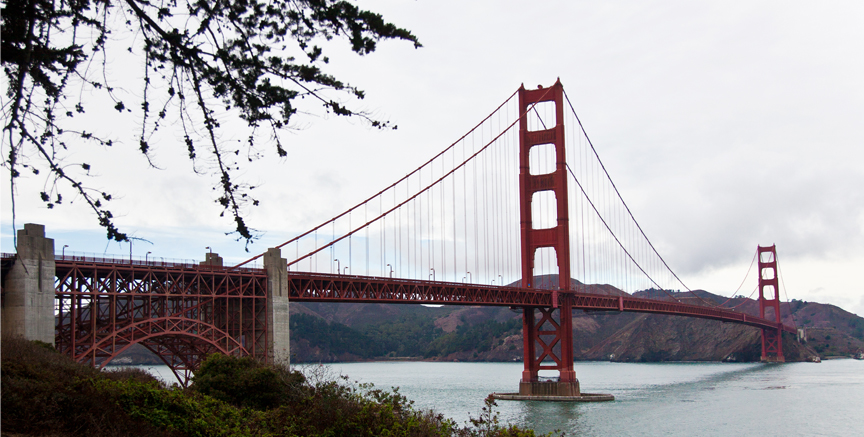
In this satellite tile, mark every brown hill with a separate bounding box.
[288,275,850,363]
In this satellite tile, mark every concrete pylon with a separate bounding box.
[263,247,290,365]
[199,252,223,268]
[2,224,56,345]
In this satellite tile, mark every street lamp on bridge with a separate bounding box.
[62,244,68,258]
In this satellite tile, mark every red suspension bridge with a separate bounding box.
[2,81,795,393]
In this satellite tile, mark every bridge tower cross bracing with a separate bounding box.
[517,80,579,396]
[757,244,785,362]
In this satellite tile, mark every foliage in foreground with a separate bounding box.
[1,335,557,437]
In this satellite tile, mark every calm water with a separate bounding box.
[130,360,863,436]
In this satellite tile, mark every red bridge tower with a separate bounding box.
[518,80,579,396]
[758,245,785,362]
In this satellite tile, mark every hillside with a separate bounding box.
[287,276,862,363]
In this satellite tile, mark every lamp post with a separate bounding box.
[334,259,340,274]
[62,244,68,258]
[429,268,435,281]
[387,264,393,278]
[146,251,151,263]
[205,247,212,267]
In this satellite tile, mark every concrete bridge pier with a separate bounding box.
[264,247,290,366]
[1,224,56,345]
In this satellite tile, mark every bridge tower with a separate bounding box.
[517,80,579,397]
[757,245,785,362]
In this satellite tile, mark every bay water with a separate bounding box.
[132,360,863,436]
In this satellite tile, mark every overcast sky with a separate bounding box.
[3,0,863,316]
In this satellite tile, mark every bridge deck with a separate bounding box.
[284,272,794,333]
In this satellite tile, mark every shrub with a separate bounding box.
[103,366,164,384]
[190,353,305,410]
[96,378,258,437]
[1,335,172,437]
[456,395,554,437]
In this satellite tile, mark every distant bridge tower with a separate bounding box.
[758,245,785,362]
[518,80,579,396]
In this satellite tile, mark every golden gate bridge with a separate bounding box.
[1,81,796,395]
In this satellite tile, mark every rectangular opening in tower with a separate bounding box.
[531,191,557,230]
[529,143,556,175]
[760,251,775,263]
[532,247,559,286]
[761,284,776,300]
[525,101,556,132]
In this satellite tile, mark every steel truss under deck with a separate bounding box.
[54,259,268,385]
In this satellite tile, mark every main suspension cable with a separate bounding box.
[232,89,520,269]
[565,163,680,302]
[563,89,714,306]
[717,249,758,307]
[284,88,554,269]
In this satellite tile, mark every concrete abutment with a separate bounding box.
[264,247,290,366]
[1,224,56,345]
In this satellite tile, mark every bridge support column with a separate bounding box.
[516,81,580,397]
[1,224,56,345]
[758,245,784,362]
[264,248,290,365]
[519,298,579,397]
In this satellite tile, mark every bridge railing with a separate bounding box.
[2,251,263,272]
[56,252,199,268]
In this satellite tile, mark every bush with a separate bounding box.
[456,395,549,437]
[190,353,304,410]
[1,335,172,437]
[103,366,164,384]
[96,378,258,437]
